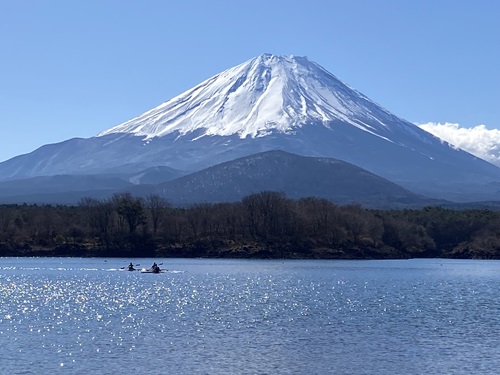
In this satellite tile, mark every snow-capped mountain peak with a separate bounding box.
[3,53,500,203]
[97,53,395,140]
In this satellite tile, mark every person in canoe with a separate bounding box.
[128,262,135,271]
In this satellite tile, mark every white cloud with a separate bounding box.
[417,122,500,167]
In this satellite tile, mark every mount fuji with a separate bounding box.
[1,53,500,201]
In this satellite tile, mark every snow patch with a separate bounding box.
[97,54,399,142]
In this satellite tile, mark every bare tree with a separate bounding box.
[79,197,114,246]
[0,206,14,241]
[144,194,170,237]
[112,193,146,236]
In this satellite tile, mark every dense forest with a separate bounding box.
[1,191,499,259]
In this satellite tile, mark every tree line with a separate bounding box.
[0,191,499,259]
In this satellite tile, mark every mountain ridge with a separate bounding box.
[0,150,445,208]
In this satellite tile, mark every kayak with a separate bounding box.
[140,268,166,273]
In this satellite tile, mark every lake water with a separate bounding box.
[1,257,499,375]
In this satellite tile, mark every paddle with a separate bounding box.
[158,262,167,271]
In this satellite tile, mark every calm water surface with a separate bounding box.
[1,257,499,374]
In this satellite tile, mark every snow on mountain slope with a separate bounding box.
[97,54,405,142]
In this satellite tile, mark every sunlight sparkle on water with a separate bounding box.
[1,258,500,374]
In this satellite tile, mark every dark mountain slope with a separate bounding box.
[132,150,445,208]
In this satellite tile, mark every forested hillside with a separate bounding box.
[1,192,499,259]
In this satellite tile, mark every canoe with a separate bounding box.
[140,268,166,273]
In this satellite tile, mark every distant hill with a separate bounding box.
[127,150,445,208]
[0,166,187,205]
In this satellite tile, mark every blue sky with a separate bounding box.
[1,0,499,162]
